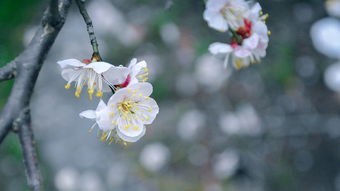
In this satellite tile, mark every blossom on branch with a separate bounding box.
[203,0,250,32]
[207,3,269,69]
[115,58,149,88]
[58,59,128,99]
[80,82,159,144]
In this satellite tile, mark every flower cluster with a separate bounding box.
[204,0,270,69]
[58,58,159,144]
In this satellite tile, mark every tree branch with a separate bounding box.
[75,0,102,61]
[0,61,16,82]
[0,0,72,144]
[17,108,42,191]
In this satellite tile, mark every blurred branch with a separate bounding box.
[0,0,72,144]
[17,108,42,191]
[75,0,102,60]
[0,61,16,82]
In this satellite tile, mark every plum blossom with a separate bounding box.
[203,0,250,31]
[58,59,128,99]
[107,82,158,142]
[115,58,149,88]
[208,3,269,69]
[80,83,159,143]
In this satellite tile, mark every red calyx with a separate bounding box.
[82,59,92,64]
[115,74,131,88]
[231,38,239,48]
[236,19,252,39]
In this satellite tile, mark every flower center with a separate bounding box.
[118,99,137,113]
[236,19,252,39]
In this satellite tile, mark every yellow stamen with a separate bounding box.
[267,30,271,35]
[64,84,71,89]
[88,88,94,100]
[75,87,81,98]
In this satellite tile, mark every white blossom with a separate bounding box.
[209,3,269,69]
[203,0,250,31]
[58,59,128,99]
[115,58,149,88]
[107,82,158,142]
[139,143,170,172]
[80,83,159,143]
[326,0,340,17]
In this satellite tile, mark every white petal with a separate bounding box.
[128,58,138,68]
[206,0,228,11]
[253,21,269,41]
[57,59,85,69]
[61,68,78,81]
[209,42,233,55]
[139,98,159,125]
[102,66,130,85]
[96,99,107,112]
[234,47,252,58]
[249,3,261,18]
[84,61,113,74]
[128,82,153,97]
[96,107,114,131]
[243,34,260,49]
[131,61,147,75]
[117,120,146,143]
[79,110,96,119]
[204,11,229,32]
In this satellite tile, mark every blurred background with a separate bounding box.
[1,0,340,190]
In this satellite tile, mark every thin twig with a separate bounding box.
[0,0,72,144]
[75,0,102,61]
[17,108,42,191]
[0,61,16,82]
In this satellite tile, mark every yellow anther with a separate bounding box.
[110,112,115,117]
[64,84,71,89]
[96,90,103,97]
[145,97,150,100]
[267,30,271,35]
[75,87,81,98]
[124,124,131,130]
[262,13,269,20]
[143,67,148,72]
[260,11,263,15]
[234,59,244,69]
[142,78,148,82]
[132,126,140,131]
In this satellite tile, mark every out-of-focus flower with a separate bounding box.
[139,143,170,172]
[209,4,269,69]
[177,110,206,141]
[79,172,104,191]
[109,83,158,142]
[219,104,262,136]
[160,22,180,46]
[213,150,239,179]
[58,59,128,99]
[115,58,149,88]
[54,167,78,191]
[326,0,340,17]
[195,54,230,92]
[311,18,340,59]
[203,0,250,31]
[324,62,340,93]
